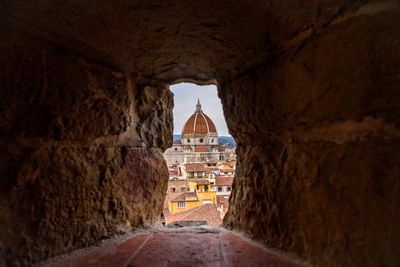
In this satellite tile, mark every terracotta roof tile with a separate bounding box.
[170,192,198,202]
[218,146,226,152]
[215,176,234,186]
[165,204,222,226]
[192,179,210,185]
[185,163,206,172]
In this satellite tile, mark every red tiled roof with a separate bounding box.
[218,146,226,152]
[173,141,181,144]
[192,179,210,185]
[185,163,206,172]
[182,112,217,135]
[165,204,222,226]
[170,192,198,202]
[184,145,192,150]
[195,145,209,152]
[215,176,234,186]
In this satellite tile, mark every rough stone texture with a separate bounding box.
[0,33,172,265]
[0,0,377,83]
[222,8,400,267]
[0,0,399,266]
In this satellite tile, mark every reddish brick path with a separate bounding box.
[40,228,302,267]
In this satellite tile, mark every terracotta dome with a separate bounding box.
[182,100,217,135]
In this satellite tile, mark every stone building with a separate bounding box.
[164,100,227,162]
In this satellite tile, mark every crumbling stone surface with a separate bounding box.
[0,35,171,265]
[222,10,400,267]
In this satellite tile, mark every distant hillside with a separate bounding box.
[218,136,236,148]
[173,134,181,142]
[172,135,236,148]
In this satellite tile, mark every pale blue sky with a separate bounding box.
[169,83,230,136]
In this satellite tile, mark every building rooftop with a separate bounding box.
[170,192,198,202]
[192,179,210,185]
[215,176,234,186]
[165,203,222,226]
[185,163,206,172]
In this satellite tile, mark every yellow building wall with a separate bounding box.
[168,191,217,214]
[198,191,217,203]
[189,181,197,191]
[170,200,202,214]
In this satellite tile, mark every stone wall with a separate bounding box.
[0,31,173,265]
[0,1,399,266]
[167,180,188,194]
[222,8,400,267]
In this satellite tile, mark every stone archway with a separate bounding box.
[0,1,399,266]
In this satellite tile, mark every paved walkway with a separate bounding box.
[39,226,302,267]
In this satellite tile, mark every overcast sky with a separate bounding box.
[169,83,230,136]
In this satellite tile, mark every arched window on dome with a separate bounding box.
[199,138,203,143]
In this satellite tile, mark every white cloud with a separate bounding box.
[170,83,230,136]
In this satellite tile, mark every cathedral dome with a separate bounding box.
[182,100,217,135]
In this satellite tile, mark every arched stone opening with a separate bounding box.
[162,82,235,225]
[0,1,399,266]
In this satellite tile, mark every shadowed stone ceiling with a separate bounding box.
[0,0,369,83]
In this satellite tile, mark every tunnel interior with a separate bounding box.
[1,0,400,266]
